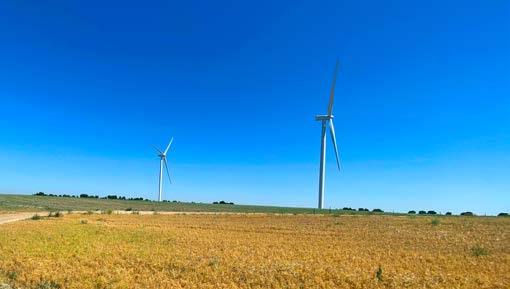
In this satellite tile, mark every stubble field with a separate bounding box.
[0,213,508,288]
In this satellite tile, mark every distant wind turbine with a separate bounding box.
[152,138,173,202]
[315,60,341,209]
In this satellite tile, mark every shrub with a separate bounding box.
[431,218,440,226]
[408,210,416,214]
[126,207,133,211]
[427,210,437,215]
[80,194,89,198]
[497,212,509,217]
[48,211,62,218]
[372,209,383,213]
[80,220,88,224]
[34,192,46,196]
[445,212,452,216]
[418,210,427,215]
[471,246,489,257]
[461,212,474,216]
[31,214,42,220]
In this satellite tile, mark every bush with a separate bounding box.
[427,210,437,215]
[80,220,88,224]
[461,212,474,216]
[431,218,440,226]
[126,207,133,211]
[80,194,89,198]
[31,214,42,220]
[34,192,46,196]
[358,208,369,212]
[445,212,452,215]
[408,210,416,214]
[498,212,509,217]
[372,209,383,213]
[418,210,427,215]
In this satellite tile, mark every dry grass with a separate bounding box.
[0,214,508,288]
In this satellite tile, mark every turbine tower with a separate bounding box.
[152,138,173,202]
[315,60,341,209]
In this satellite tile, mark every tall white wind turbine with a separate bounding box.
[315,60,341,209]
[152,138,173,202]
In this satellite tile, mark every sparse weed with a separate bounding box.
[36,280,61,289]
[31,214,42,220]
[80,220,88,224]
[431,218,440,226]
[376,265,383,281]
[209,258,219,266]
[6,267,18,280]
[471,246,489,257]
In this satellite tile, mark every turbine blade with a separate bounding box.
[328,119,341,171]
[163,137,174,155]
[163,157,172,184]
[327,59,340,116]
[152,145,163,154]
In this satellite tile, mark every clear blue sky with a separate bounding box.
[0,0,508,214]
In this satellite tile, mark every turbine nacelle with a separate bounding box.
[315,115,334,121]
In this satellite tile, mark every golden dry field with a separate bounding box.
[0,213,508,289]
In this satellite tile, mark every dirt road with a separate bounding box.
[0,212,50,225]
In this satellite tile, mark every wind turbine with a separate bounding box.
[315,60,341,209]
[152,138,173,202]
